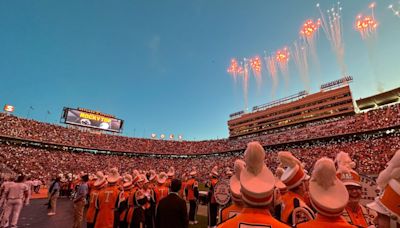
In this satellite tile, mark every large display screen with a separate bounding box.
[64,108,123,133]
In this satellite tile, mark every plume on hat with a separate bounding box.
[234,159,245,180]
[311,157,337,190]
[132,169,139,179]
[110,167,118,175]
[335,151,356,173]
[278,151,302,168]
[244,142,265,175]
[376,150,400,189]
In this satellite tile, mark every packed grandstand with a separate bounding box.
[1,86,400,183]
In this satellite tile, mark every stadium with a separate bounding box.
[1,78,400,227]
[1,1,400,228]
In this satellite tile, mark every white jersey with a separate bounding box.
[4,182,28,200]
[0,181,13,199]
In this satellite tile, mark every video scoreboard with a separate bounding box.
[62,107,123,133]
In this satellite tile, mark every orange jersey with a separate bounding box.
[179,181,187,199]
[186,178,198,201]
[343,204,374,228]
[86,187,102,223]
[220,203,243,223]
[87,180,95,192]
[217,207,290,228]
[94,184,121,228]
[207,178,218,204]
[297,214,357,228]
[154,184,169,204]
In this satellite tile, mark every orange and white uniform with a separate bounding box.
[296,214,357,228]
[94,184,122,228]
[179,180,187,199]
[217,207,290,228]
[86,186,102,225]
[154,184,169,205]
[186,178,198,201]
[220,203,243,223]
[342,204,375,227]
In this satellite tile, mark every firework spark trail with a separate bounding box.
[242,59,250,112]
[275,47,290,86]
[317,2,346,75]
[264,53,279,97]
[356,3,381,92]
[388,3,400,18]
[249,56,263,90]
[292,40,310,91]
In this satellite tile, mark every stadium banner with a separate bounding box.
[63,108,123,133]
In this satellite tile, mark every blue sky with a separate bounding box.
[1,0,399,140]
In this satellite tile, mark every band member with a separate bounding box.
[297,157,356,228]
[166,167,175,188]
[336,152,376,227]
[154,172,169,205]
[119,174,135,228]
[95,168,123,228]
[217,142,290,228]
[186,168,199,225]
[278,151,315,226]
[367,149,400,228]
[131,189,148,228]
[86,171,107,228]
[219,160,245,223]
[126,173,141,227]
[206,166,219,228]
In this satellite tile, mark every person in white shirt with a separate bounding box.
[1,175,29,228]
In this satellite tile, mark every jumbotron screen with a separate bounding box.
[63,108,123,133]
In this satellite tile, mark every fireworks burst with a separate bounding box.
[317,2,346,74]
[299,18,321,70]
[388,3,400,18]
[227,58,240,82]
[275,47,290,85]
[300,19,321,40]
[249,56,262,88]
[355,3,378,39]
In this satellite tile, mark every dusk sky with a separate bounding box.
[1,0,399,140]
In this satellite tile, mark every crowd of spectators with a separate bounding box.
[1,131,398,183]
[0,104,399,155]
[0,103,399,184]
